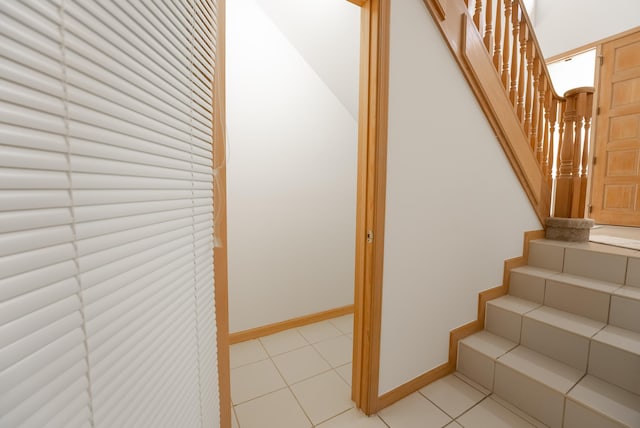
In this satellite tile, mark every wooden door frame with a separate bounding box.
[213,0,391,425]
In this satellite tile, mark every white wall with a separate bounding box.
[534,0,640,57]
[226,0,359,333]
[378,0,541,394]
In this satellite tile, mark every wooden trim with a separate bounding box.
[377,363,452,409]
[352,0,391,415]
[546,25,640,64]
[229,305,355,344]
[346,0,368,6]
[212,0,231,427]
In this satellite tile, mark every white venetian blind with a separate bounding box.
[0,1,219,427]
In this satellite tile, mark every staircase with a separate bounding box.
[457,239,640,427]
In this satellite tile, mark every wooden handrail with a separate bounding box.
[423,0,595,221]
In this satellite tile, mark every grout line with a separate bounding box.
[418,390,458,422]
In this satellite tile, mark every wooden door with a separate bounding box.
[591,30,640,226]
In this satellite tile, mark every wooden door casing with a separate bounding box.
[591,30,640,226]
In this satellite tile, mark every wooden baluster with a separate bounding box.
[517,20,527,122]
[509,1,519,105]
[533,70,545,162]
[570,92,585,217]
[484,0,494,53]
[580,92,594,216]
[530,55,542,153]
[542,89,553,182]
[493,0,502,71]
[555,97,575,218]
[474,0,484,34]
[501,0,512,88]
[524,37,535,138]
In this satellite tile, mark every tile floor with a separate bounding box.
[230,314,547,428]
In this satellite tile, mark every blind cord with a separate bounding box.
[58,0,96,426]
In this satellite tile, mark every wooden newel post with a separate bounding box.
[553,87,595,218]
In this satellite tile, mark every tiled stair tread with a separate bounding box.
[524,306,606,338]
[510,265,559,278]
[615,286,640,301]
[459,331,517,359]
[496,345,583,393]
[548,272,622,294]
[487,295,541,314]
[592,325,640,355]
[533,239,640,257]
[568,375,640,427]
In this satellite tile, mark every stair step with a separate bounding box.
[485,295,540,342]
[545,273,621,323]
[509,265,558,303]
[589,326,640,396]
[566,375,640,428]
[627,256,640,287]
[522,306,605,371]
[528,240,566,271]
[611,286,640,334]
[457,331,516,391]
[495,346,583,428]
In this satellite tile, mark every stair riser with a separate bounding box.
[457,343,495,391]
[521,317,590,371]
[545,280,611,323]
[564,399,626,428]
[609,296,640,334]
[528,241,565,271]
[589,342,640,396]
[494,363,565,428]
[509,271,545,303]
[564,248,627,284]
[485,305,523,343]
[627,258,640,287]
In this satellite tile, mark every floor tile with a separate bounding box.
[378,392,452,428]
[317,408,387,428]
[272,345,331,384]
[230,359,286,404]
[454,372,491,395]
[444,422,463,428]
[234,388,311,428]
[290,370,353,425]
[457,397,537,428]
[419,374,486,418]
[230,339,268,368]
[490,396,550,428]
[232,408,239,428]
[313,335,353,367]
[335,363,352,386]
[260,329,309,356]
[329,314,354,334]
[298,321,343,344]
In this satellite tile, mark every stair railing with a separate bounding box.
[464,0,595,218]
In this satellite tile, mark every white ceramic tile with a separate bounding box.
[528,240,565,271]
[566,375,640,428]
[457,396,537,428]
[230,359,286,404]
[378,392,451,428]
[520,316,591,371]
[298,321,343,344]
[485,296,539,343]
[232,408,239,428]
[626,256,640,287]
[259,329,309,356]
[234,388,311,428]
[313,335,353,367]
[290,370,353,425]
[610,293,640,333]
[453,371,491,395]
[316,409,387,428]
[544,279,611,322]
[329,314,354,334]
[419,374,486,418]
[509,266,552,303]
[336,363,352,386]
[564,398,625,428]
[272,345,331,385]
[489,396,550,428]
[589,335,640,395]
[230,339,268,368]
[457,342,495,391]
[564,247,628,284]
[495,347,580,428]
